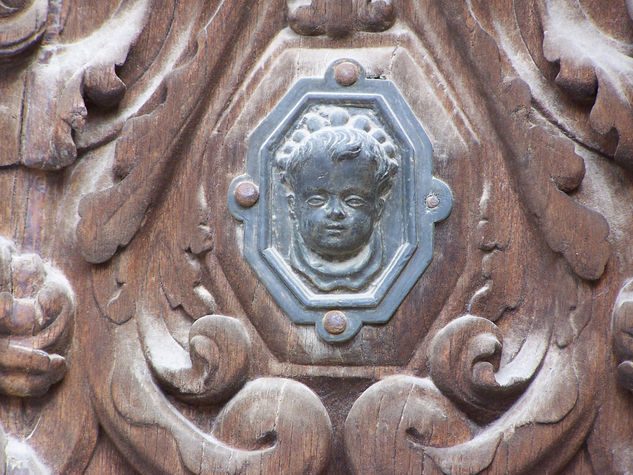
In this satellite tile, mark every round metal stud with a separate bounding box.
[235,181,259,208]
[426,194,440,209]
[323,310,347,335]
[334,61,359,86]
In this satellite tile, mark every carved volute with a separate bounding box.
[0,1,632,473]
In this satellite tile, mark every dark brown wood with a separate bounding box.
[1,0,633,473]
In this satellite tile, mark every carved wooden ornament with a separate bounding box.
[0,0,632,474]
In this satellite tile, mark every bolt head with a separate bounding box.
[235,181,259,208]
[334,61,359,86]
[323,310,347,335]
[426,194,440,209]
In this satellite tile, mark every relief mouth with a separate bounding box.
[325,224,346,230]
[325,228,345,236]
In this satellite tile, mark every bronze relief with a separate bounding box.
[229,60,452,342]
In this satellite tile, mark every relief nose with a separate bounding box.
[327,199,346,220]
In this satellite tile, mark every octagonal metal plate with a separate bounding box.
[228,59,452,343]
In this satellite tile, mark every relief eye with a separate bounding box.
[345,196,366,208]
[306,196,326,207]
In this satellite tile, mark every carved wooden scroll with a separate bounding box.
[1,0,633,473]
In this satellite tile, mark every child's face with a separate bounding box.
[289,148,383,260]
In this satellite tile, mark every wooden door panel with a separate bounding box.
[1,1,632,473]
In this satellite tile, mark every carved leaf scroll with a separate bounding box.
[428,315,545,423]
[0,0,47,57]
[429,0,610,282]
[102,323,332,474]
[346,333,596,474]
[140,312,251,404]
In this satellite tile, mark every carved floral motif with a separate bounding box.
[0,237,74,397]
[0,237,85,473]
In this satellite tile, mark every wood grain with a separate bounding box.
[1,0,632,473]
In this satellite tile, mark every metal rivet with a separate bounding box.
[334,62,359,86]
[426,194,440,209]
[323,310,347,335]
[235,182,259,208]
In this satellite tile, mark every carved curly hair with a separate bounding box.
[275,106,399,197]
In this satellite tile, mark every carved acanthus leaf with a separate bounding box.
[429,0,610,281]
[540,0,633,169]
[470,180,524,320]
[159,231,215,320]
[77,0,281,264]
[90,180,214,326]
[499,79,609,281]
[4,0,149,170]
[0,237,74,397]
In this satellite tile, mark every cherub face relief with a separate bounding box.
[276,107,399,291]
[289,138,384,261]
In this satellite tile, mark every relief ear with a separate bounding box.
[375,198,385,219]
[287,194,296,218]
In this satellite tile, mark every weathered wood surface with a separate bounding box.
[1,0,633,473]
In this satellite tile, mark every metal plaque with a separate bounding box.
[228,59,452,343]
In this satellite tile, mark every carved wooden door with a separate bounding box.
[1,1,633,473]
